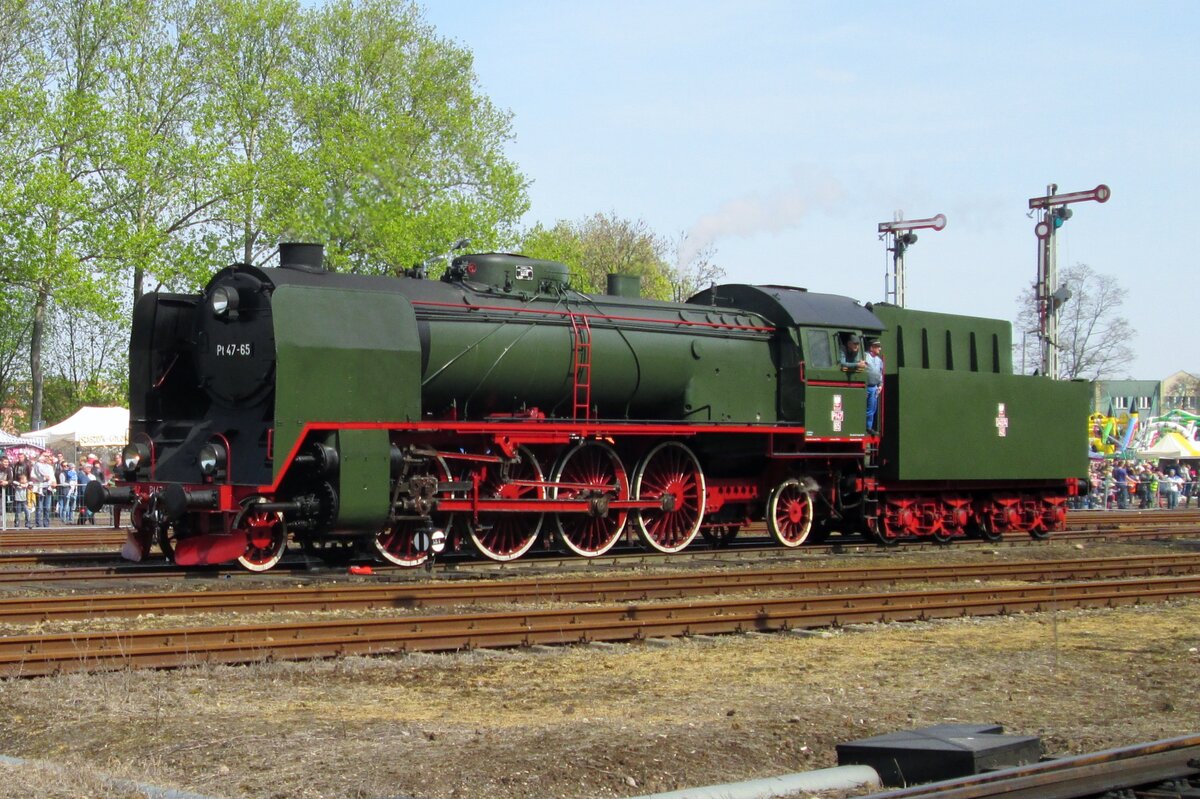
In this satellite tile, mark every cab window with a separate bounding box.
[805,329,833,367]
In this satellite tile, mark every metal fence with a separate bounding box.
[0,484,117,531]
[1074,477,1200,510]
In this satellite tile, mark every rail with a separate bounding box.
[858,734,1200,799]
[1,573,1199,677]
[0,553,1198,623]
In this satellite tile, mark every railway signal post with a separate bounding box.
[877,213,947,307]
[1028,183,1111,378]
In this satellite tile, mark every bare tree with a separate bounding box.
[1015,262,1135,379]
[669,232,725,302]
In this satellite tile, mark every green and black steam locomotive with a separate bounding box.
[88,243,1088,570]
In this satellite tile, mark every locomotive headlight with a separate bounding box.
[198,442,227,476]
[122,443,149,473]
[210,285,239,317]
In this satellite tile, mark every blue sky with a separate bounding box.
[422,1,1198,379]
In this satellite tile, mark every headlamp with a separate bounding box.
[211,285,239,317]
[122,443,148,473]
[199,442,227,476]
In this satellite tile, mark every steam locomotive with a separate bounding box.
[87,243,1089,570]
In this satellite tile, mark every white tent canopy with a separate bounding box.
[22,406,129,452]
[1136,431,1200,460]
[2,429,43,449]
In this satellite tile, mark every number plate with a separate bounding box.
[215,343,254,357]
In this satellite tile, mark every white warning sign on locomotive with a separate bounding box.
[831,394,844,432]
[995,403,1009,437]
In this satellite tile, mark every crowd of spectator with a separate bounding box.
[1079,459,1199,510]
[0,449,113,528]
[5,447,1195,523]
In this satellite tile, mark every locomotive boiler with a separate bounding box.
[88,243,1089,570]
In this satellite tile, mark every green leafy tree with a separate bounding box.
[0,286,34,429]
[521,212,679,300]
[287,0,527,273]
[100,0,227,300]
[10,0,131,430]
[41,304,127,423]
[0,1,43,431]
[0,0,535,429]
[193,0,303,265]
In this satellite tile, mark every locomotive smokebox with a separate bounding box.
[279,242,325,272]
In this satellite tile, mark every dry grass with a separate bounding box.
[0,539,1197,798]
[0,600,1195,799]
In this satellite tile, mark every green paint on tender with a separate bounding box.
[868,304,1089,481]
[877,368,1090,480]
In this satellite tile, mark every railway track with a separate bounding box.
[1070,508,1200,526]
[861,734,1200,799]
[1,553,1198,624]
[0,528,126,549]
[0,510,1195,572]
[1,509,1196,550]
[1,569,1198,677]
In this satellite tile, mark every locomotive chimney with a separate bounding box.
[279,242,325,273]
[606,274,641,299]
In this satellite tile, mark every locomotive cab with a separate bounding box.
[687,284,884,437]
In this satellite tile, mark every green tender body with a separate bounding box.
[272,285,422,528]
[872,305,1089,482]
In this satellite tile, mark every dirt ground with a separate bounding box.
[0,542,1197,799]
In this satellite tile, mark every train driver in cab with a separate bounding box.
[839,334,866,374]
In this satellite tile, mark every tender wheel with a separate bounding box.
[470,445,545,562]
[551,441,629,557]
[971,509,1004,542]
[1027,497,1052,540]
[1036,497,1066,539]
[235,504,288,572]
[872,529,902,547]
[930,515,953,544]
[375,457,453,567]
[633,442,706,554]
[874,498,909,547]
[766,478,813,547]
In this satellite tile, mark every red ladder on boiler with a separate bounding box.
[569,312,593,420]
